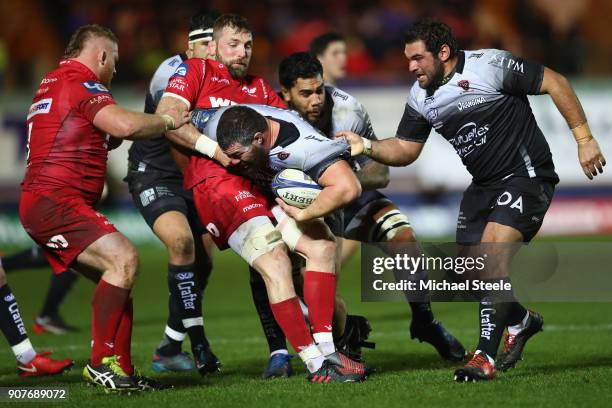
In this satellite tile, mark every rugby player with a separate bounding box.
[338,19,606,382]
[277,52,466,361]
[310,32,347,86]
[3,246,79,334]
[157,14,367,383]
[19,24,189,391]
[0,257,73,376]
[126,10,220,375]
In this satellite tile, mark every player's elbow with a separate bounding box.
[341,178,362,204]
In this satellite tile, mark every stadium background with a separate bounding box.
[0,1,611,406]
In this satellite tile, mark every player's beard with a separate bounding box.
[219,56,250,79]
[424,58,445,91]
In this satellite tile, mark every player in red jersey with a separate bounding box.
[158,14,368,382]
[19,24,188,392]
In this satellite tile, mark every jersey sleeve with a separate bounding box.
[301,138,351,182]
[74,81,116,122]
[263,80,287,109]
[484,49,544,95]
[163,58,205,109]
[395,96,431,143]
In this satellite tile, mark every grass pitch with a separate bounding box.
[1,242,612,407]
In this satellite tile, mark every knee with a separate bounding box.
[167,234,195,261]
[307,237,337,265]
[112,244,139,285]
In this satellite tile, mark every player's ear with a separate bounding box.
[100,50,107,66]
[208,40,217,57]
[253,132,264,145]
[280,87,291,102]
[438,44,451,63]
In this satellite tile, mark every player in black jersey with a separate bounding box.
[125,11,221,375]
[339,19,606,382]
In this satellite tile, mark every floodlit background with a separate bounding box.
[1,0,611,243]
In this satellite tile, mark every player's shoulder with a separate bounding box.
[154,54,185,78]
[407,81,428,111]
[463,48,509,71]
[326,85,361,109]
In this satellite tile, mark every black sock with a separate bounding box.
[3,246,48,271]
[157,294,185,357]
[249,267,288,353]
[506,300,528,327]
[409,301,434,325]
[476,296,512,359]
[39,272,78,317]
[0,285,28,346]
[168,264,209,354]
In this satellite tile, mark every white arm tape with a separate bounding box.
[195,134,218,158]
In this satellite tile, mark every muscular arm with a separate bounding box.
[93,105,167,139]
[356,160,390,190]
[155,96,232,166]
[539,67,586,128]
[281,160,361,222]
[539,67,606,179]
[337,131,425,167]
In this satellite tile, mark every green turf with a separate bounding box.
[1,243,612,407]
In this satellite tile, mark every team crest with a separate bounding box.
[426,108,438,122]
[458,80,470,91]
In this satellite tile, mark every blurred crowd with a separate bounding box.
[1,0,611,91]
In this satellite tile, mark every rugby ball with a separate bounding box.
[271,169,322,209]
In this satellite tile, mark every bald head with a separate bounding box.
[64,24,119,88]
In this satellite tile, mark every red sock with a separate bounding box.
[90,279,129,366]
[115,296,133,375]
[270,297,314,352]
[303,271,336,334]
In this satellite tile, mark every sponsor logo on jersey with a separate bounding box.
[167,80,185,92]
[176,272,195,280]
[332,90,348,101]
[27,98,53,120]
[488,53,525,73]
[235,190,256,202]
[82,81,110,93]
[169,57,181,67]
[424,96,435,105]
[457,96,486,111]
[174,63,188,77]
[211,76,230,85]
[209,97,238,107]
[305,134,326,142]
[457,80,470,91]
[206,223,220,237]
[450,122,490,158]
[89,94,113,105]
[46,234,68,249]
[40,77,58,85]
[426,108,438,122]
[241,85,258,96]
[4,294,15,302]
[243,203,264,212]
[277,151,290,160]
[469,52,484,59]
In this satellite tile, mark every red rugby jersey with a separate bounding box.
[21,60,116,204]
[162,58,285,188]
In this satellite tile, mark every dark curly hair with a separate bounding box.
[278,52,323,89]
[404,19,458,59]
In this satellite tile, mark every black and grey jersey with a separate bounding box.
[318,85,377,170]
[200,104,351,184]
[397,49,559,185]
[128,53,187,174]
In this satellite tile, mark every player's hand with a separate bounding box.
[161,111,192,130]
[335,130,364,157]
[213,146,235,167]
[275,198,305,221]
[578,138,606,180]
